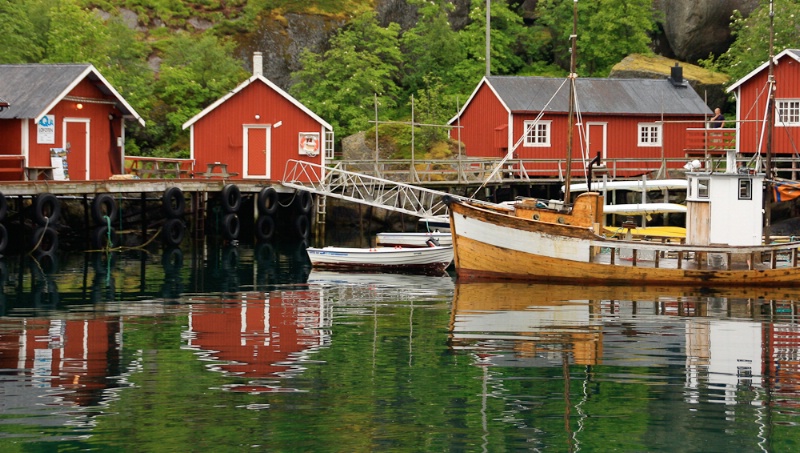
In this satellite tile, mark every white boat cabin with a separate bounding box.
[685,151,763,246]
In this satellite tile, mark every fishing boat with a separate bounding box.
[568,177,689,239]
[375,231,452,248]
[305,245,453,274]
[444,2,800,287]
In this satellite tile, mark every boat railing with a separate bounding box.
[588,237,800,270]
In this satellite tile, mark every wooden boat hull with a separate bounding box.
[447,199,800,287]
[306,246,453,274]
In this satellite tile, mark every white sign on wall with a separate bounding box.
[38,115,55,144]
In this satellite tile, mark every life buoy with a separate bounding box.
[221,184,241,213]
[299,134,320,157]
[92,194,118,224]
[255,215,275,242]
[294,190,313,214]
[163,187,185,218]
[0,192,7,222]
[0,224,8,253]
[222,213,240,240]
[31,226,58,254]
[91,225,117,249]
[33,193,60,226]
[257,187,279,215]
[162,218,186,246]
[294,214,310,240]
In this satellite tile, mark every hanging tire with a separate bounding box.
[33,193,60,226]
[162,218,186,246]
[221,184,241,213]
[294,190,312,214]
[91,193,118,224]
[0,192,7,222]
[255,215,275,242]
[294,214,310,240]
[91,225,117,249]
[257,187,279,215]
[31,226,58,254]
[0,224,7,253]
[162,247,183,273]
[222,213,240,240]
[163,187,185,218]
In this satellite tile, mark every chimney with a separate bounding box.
[668,63,687,87]
[253,52,263,77]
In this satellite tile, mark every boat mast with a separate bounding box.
[564,0,578,202]
[765,0,775,242]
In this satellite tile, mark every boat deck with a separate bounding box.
[590,246,794,271]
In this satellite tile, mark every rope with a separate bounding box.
[27,215,50,255]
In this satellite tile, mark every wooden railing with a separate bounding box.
[0,155,25,181]
[684,127,736,155]
[125,156,194,179]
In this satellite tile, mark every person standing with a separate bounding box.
[710,108,725,128]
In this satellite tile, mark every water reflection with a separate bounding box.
[449,282,800,452]
[3,244,800,450]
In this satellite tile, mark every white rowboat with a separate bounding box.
[376,232,452,247]
[306,245,454,274]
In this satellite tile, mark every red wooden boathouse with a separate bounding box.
[449,69,711,176]
[0,64,144,181]
[182,53,333,183]
[727,48,800,156]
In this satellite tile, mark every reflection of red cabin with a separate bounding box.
[182,53,333,183]
[0,318,120,406]
[727,49,800,155]
[186,291,327,389]
[449,73,710,176]
[0,64,144,181]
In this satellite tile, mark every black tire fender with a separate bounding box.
[33,193,60,226]
[257,187,279,215]
[31,226,58,254]
[92,194,118,224]
[222,213,240,240]
[163,187,185,218]
[255,215,275,242]
[162,218,186,246]
[221,184,241,213]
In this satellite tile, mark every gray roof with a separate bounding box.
[0,64,143,125]
[486,76,712,116]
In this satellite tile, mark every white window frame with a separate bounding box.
[523,120,551,147]
[637,123,662,147]
[776,99,800,126]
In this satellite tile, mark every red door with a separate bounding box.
[64,119,89,180]
[244,126,270,179]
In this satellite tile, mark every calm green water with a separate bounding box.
[1,241,800,452]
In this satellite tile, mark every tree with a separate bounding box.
[0,0,43,63]
[291,11,402,138]
[453,0,531,82]
[142,32,247,155]
[400,0,464,95]
[536,0,656,76]
[43,0,111,66]
[700,0,800,83]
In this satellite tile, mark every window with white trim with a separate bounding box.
[638,123,662,147]
[776,100,800,126]
[523,120,551,147]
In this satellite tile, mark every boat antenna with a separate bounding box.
[765,0,775,242]
[564,0,578,203]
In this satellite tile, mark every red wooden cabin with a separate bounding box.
[182,53,333,183]
[727,49,800,156]
[0,64,144,181]
[449,70,711,177]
